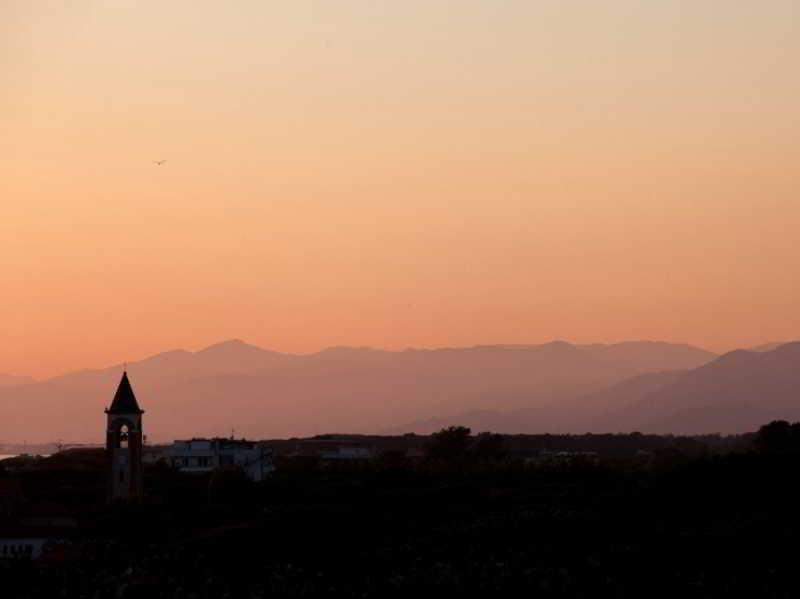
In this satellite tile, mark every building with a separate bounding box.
[0,479,24,517]
[527,450,600,467]
[0,527,66,560]
[320,446,373,460]
[0,520,77,561]
[143,446,167,464]
[0,483,77,561]
[105,371,144,502]
[166,438,274,481]
[293,437,375,461]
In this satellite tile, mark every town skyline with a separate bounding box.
[3,3,800,593]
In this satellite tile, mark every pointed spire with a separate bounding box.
[107,371,143,415]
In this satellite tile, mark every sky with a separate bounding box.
[2,1,799,379]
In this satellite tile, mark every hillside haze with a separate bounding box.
[613,342,800,433]
[0,373,35,388]
[0,340,715,443]
[404,342,800,435]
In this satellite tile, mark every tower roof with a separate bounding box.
[107,371,143,415]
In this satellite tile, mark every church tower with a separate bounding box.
[105,371,144,502]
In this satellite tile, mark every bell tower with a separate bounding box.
[105,371,144,502]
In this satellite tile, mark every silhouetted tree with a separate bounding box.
[425,426,471,462]
[274,454,320,473]
[754,420,800,454]
[473,432,508,461]
[650,447,691,470]
[208,466,251,503]
[376,449,411,472]
[672,437,709,459]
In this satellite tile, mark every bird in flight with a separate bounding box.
[154,160,166,166]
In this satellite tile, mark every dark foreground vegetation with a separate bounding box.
[3,423,800,598]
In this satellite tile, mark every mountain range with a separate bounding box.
[0,373,35,388]
[0,339,797,442]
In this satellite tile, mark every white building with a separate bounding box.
[0,526,73,560]
[0,536,46,559]
[166,438,274,481]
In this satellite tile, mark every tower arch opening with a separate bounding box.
[119,423,130,449]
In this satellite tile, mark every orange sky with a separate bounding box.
[2,1,799,379]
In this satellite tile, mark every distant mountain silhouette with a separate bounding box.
[0,373,35,388]
[611,342,800,433]
[0,340,715,442]
[401,342,800,435]
[389,370,688,435]
[747,342,788,353]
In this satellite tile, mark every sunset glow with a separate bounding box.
[3,1,799,378]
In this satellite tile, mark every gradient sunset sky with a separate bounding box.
[3,1,799,378]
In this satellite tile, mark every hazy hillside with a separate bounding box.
[390,370,688,435]
[393,343,800,435]
[748,342,788,353]
[8,340,800,439]
[0,340,715,442]
[0,373,35,388]
[615,342,800,433]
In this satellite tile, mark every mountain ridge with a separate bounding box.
[399,342,800,435]
[0,373,36,388]
[0,339,716,443]
[10,340,798,439]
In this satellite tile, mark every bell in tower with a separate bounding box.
[105,371,144,502]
